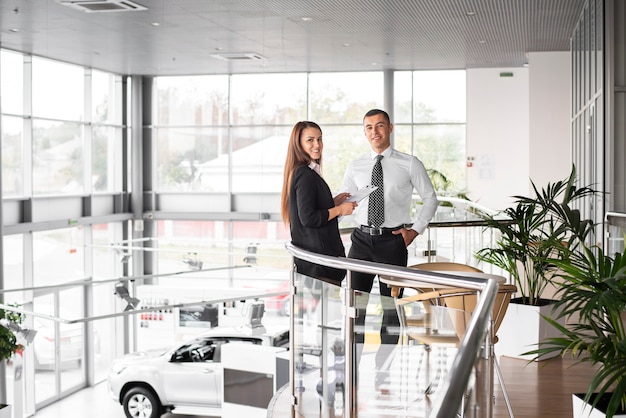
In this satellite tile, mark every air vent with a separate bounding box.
[210,52,266,61]
[57,0,147,12]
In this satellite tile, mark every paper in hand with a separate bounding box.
[346,185,378,202]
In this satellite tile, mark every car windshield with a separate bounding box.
[171,336,262,363]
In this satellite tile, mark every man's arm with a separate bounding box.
[408,157,439,235]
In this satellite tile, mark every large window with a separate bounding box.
[395,70,467,194]
[153,70,465,194]
[32,58,84,121]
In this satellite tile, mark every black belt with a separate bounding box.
[359,225,405,236]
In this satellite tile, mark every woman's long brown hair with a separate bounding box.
[280,121,323,224]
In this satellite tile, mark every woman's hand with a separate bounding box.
[333,192,351,206]
[338,201,357,216]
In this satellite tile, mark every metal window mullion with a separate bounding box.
[23,54,33,197]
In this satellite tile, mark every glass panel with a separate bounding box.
[394,71,413,123]
[596,0,603,92]
[59,287,85,392]
[155,75,229,126]
[2,115,24,196]
[92,70,117,124]
[32,57,84,121]
[293,274,344,417]
[309,72,384,124]
[230,73,307,125]
[3,237,23,410]
[2,235,24,297]
[32,119,84,195]
[231,125,291,193]
[34,294,58,404]
[413,124,466,192]
[231,221,291,271]
[316,125,370,192]
[33,228,85,286]
[1,49,23,114]
[413,70,466,123]
[156,126,229,192]
[92,223,123,382]
[156,220,221,277]
[92,126,122,193]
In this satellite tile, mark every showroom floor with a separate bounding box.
[33,382,213,418]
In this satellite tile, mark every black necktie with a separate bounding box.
[368,155,384,227]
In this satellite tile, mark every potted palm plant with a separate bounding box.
[0,305,24,362]
[475,165,598,360]
[525,215,626,417]
[1,304,26,418]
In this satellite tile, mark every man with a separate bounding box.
[340,108,439,390]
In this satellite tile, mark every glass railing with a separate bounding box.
[340,196,509,273]
[282,243,501,418]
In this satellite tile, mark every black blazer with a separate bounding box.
[289,165,346,284]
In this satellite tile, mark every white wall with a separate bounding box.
[466,52,571,211]
[466,67,530,210]
[528,51,572,189]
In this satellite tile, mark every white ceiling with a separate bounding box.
[0,0,586,76]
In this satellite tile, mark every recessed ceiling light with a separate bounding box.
[479,40,486,44]
[466,11,476,16]
[9,28,19,33]
[210,52,266,61]
[301,17,313,22]
[150,22,160,27]
[342,43,350,47]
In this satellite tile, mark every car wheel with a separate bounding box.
[122,387,162,418]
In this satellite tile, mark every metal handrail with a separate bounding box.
[284,242,500,418]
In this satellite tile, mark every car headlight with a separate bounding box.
[110,363,127,375]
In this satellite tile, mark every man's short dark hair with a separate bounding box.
[364,108,390,123]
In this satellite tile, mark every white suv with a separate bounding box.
[108,325,289,418]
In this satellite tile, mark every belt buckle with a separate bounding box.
[369,226,383,236]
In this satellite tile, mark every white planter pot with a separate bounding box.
[495,299,564,361]
[0,404,11,418]
[572,393,626,418]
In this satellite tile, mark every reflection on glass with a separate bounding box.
[32,120,84,195]
[230,73,306,125]
[1,115,24,196]
[32,57,84,121]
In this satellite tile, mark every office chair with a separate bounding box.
[397,283,517,418]
[381,262,515,417]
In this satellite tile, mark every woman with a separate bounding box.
[281,121,356,286]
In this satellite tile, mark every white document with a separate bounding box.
[346,185,378,202]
